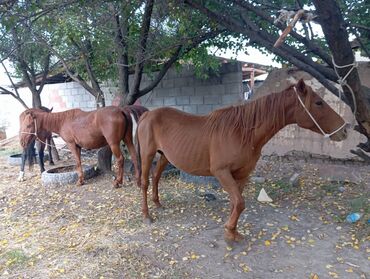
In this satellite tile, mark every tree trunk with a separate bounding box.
[97,145,112,173]
[313,0,370,152]
[32,91,42,108]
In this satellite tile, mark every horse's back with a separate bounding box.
[138,107,212,174]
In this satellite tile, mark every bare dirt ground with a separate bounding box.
[0,142,369,279]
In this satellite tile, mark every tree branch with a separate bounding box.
[131,0,155,96]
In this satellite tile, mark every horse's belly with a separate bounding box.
[77,135,107,149]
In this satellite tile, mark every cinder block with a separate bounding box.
[183,105,197,114]
[161,78,175,88]
[157,88,181,97]
[164,97,176,106]
[151,98,164,106]
[197,104,213,115]
[174,77,189,87]
[225,83,243,94]
[222,94,241,105]
[190,96,203,105]
[204,95,221,105]
[195,85,225,96]
[181,86,195,96]
[176,96,190,105]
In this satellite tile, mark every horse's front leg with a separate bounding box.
[213,169,246,243]
[110,144,124,188]
[37,142,46,173]
[18,150,27,182]
[47,137,55,165]
[68,143,84,186]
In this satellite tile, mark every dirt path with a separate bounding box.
[0,146,368,278]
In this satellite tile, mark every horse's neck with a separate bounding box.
[39,111,72,133]
[251,91,297,149]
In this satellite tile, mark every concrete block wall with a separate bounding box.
[139,63,244,114]
[41,62,244,116]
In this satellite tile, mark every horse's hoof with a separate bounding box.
[113,183,122,188]
[154,203,164,210]
[76,181,85,186]
[143,216,153,225]
[224,229,244,243]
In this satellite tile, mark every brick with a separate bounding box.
[204,95,221,105]
[183,105,197,114]
[151,98,164,106]
[221,94,242,105]
[176,96,190,105]
[164,97,176,106]
[181,86,195,96]
[161,78,175,88]
[197,104,213,115]
[157,88,181,97]
[190,96,203,105]
[225,83,243,94]
[195,85,225,96]
[173,77,189,87]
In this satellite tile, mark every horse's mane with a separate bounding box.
[205,87,294,144]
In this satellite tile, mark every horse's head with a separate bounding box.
[19,110,36,149]
[293,79,347,141]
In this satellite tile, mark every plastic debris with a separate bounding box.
[346,213,362,223]
[257,188,273,203]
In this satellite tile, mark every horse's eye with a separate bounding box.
[315,100,323,106]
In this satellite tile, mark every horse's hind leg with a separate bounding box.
[125,140,139,183]
[213,170,245,242]
[109,143,124,188]
[141,151,156,223]
[152,153,169,208]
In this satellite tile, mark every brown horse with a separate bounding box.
[18,106,55,181]
[20,105,148,186]
[136,79,348,242]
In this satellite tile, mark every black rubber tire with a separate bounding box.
[41,164,97,186]
[179,170,220,188]
[7,153,49,166]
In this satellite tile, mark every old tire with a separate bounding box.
[41,164,97,186]
[7,153,49,166]
[179,171,220,188]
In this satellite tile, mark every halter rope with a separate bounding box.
[21,118,57,149]
[331,56,358,116]
[294,87,346,138]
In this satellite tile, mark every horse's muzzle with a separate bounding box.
[329,124,348,142]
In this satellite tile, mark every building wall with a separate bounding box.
[41,62,244,115]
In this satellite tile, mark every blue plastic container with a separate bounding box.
[346,213,362,223]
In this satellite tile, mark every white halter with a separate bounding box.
[21,117,38,138]
[294,86,346,138]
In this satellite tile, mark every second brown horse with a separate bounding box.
[20,105,147,186]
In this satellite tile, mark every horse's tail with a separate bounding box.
[131,111,142,188]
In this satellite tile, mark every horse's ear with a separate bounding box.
[296,78,307,96]
[49,107,53,112]
[28,111,36,119]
